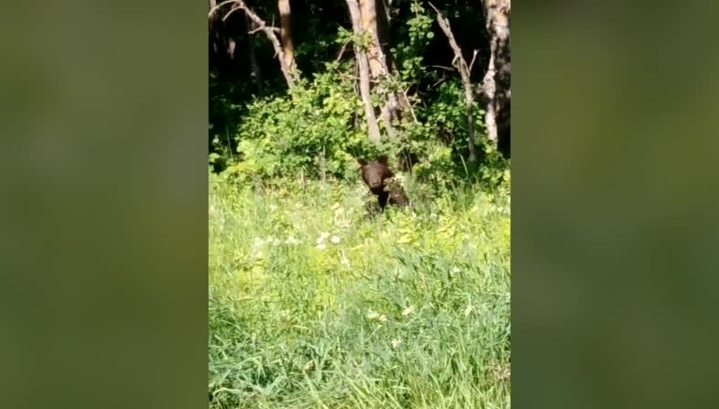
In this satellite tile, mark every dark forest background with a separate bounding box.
[208,0,510,192]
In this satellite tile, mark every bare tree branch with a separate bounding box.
[335,39,351,62]
[208,0,237,18]
[429,2,478,161]
[209,0,296,88]
[249,26,280,34]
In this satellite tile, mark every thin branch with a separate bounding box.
[401,87,418,122]
[222,5,244,22]
[208,0,237,18]
[432,75,448,88]
[335,39,351,62]
[249,26,280,34]
[469,49,479,72]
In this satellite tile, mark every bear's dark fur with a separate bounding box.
[357,155,410,212]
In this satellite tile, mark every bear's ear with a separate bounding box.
[377,154,389,165]
[357,158,368,166]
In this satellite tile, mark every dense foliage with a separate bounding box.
[209,0,509,191]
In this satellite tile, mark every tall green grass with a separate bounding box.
[209,173,511,409]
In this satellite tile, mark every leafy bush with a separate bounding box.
[212,19,508,189]
[223,67,381,183]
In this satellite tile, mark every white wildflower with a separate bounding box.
[464,304,474,316]
[340,254,350,266]
[366,310,387,321]
[303,361,314,372]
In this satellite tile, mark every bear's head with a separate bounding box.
[357,155,394,194]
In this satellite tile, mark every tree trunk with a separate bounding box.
[277,0,297,76]
[479,0,511,157]
[355,0,404,139]
[359,0,383,80]
[347,0,416,144]
[346,0,381,144]
[359,0,400,138]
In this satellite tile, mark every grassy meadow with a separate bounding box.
[208,173,511,409]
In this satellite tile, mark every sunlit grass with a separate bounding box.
[209,173,510,409]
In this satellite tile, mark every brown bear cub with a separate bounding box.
[357,155,410,211]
